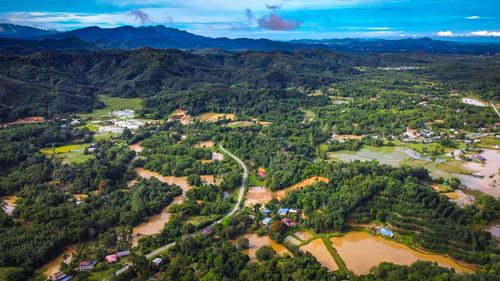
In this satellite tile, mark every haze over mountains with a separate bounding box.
[0,23,499,55]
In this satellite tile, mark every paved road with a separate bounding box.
[115,145,247,276]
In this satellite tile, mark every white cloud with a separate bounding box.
[437,31,454,37]
[466,16,480,19]
[468,30,500,37]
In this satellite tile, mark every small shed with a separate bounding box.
[152,258,162,265]
[116,250,130,258]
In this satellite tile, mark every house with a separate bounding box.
[201,228,214,235]
[281,218,298,227]
[262,217,272,226]
[52,272,72,281]
[378,227,394,238]
[289,208,298,214]
[258,171,266,178]
[152,258,162,265]
[277,208,289,216]
[106,254,118,263]
[465,140,472,144]
[261,209,272,214]
[88,147,97,152]
[116,250,130,258]
[78,260,97,270]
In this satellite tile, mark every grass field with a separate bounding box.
[79,95,143,118]
[77,124,99,131]
[40,144,94,163]
[436,160,475,175]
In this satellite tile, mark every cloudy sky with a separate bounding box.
[0,0,499,40]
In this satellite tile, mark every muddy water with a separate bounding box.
[444,190,474,208]
[194,141,214,148]
[200,175,215,185]
[1,195,18,215]
[330,232,473,274]
[129,142,143,152]
[300,239,339,271]
[37,244,77,278]
[244,186,273,207]
[275,177,329,200]
[238,233,292,259]
[453,149,500,197]
[132,168,193,245]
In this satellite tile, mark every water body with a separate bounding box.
[330,232,473,274]
[300,239,339,271]
[132,168,193,245]
[36,244,77,279]
[237,233,292,259]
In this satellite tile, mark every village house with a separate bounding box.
[277,208,289,216]
[105,253,118,263]
[116,250,130,258]
[152,257,162,265]
[78,260,97,271]
[262,217,272,226]
[51,272,72,281]
[378,227,394,238]
[281,218,298,227]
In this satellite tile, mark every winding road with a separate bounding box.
[116,145,247,276]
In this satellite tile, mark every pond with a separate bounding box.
[300,238,339,271]
[330,231,473,274]
[236,233,292,259]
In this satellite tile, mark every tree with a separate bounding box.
[255,245,276,261]
[236,237,249,250]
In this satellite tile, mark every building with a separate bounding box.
[277,208,289,216]
[281,218,298,227]
[152,258,162,265]
[289,208,298,214]
[52,272,72,281]
[261,209,272,214]
[106,254,118,263]
[378,227,394,238]
[116,250,130,258]
[262,217,272,226]
[78,260,97,270]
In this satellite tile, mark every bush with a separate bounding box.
[255,245,276,261]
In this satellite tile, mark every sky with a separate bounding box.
[0,0,499,40]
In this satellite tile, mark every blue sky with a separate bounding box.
[0,0,499,40]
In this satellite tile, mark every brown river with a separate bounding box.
[131,168,194,245]
[330,232,473,274]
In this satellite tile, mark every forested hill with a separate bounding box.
[0,48,357,122]
[1,23,499,54]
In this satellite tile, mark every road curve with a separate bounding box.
[490,101,500,119]
[116,145,247,276]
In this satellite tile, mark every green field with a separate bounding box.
[40,144,94,163]
[79,95,143,118]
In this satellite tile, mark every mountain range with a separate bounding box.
[0,23,499,54]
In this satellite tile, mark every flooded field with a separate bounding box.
[485,222,500,238]
[275,177,329,200]
[329,146,499,199]
[443,190,474,208]
[134,168,192,194]
[300,239,339,271]
[330,232,473,274]
[284,235,301,245]
[294,231,314,241]
[36,244,77,279]
[1,196,18,215]
[452,149,500,197]
[244,186,273,207]
[237,233,292,259]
